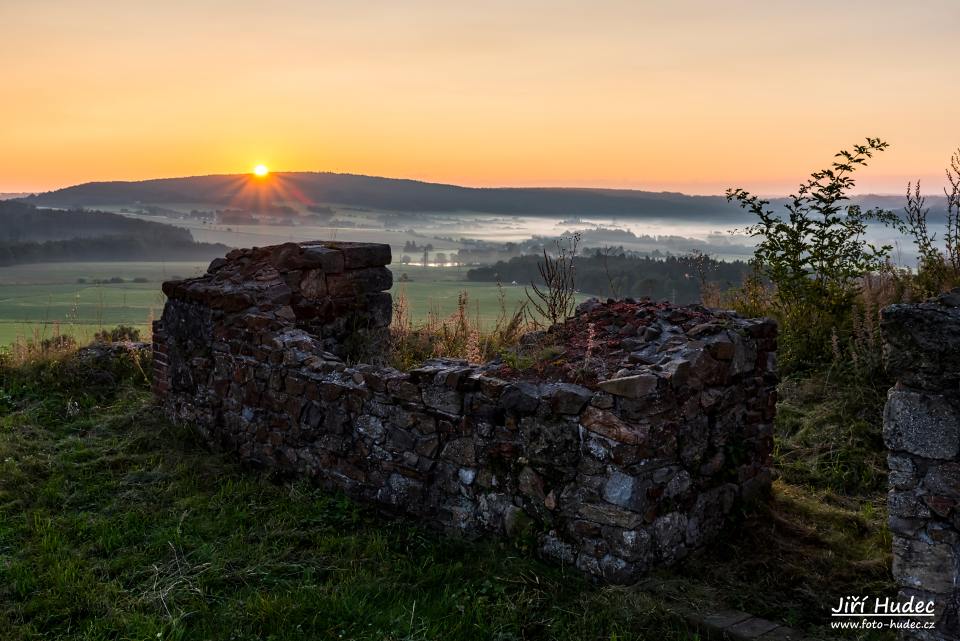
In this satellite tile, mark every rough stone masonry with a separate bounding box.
[883,289,960,640]
[152,240,777,583]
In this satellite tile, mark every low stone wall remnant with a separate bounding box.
[152,240,778,582]
[882,289,960,640]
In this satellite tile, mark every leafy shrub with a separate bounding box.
[727,138,901,371]
[40,334,78,352]
[94,325,141,343]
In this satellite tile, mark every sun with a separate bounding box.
[252,164,269,177]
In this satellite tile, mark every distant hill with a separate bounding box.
[21,172,941,224]
[24,172,753,222]
[0,200,200,244]
[0,200,228,265]
[853,194,950,222]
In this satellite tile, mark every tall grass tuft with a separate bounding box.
[389,284,531,370]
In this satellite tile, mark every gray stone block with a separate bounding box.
[726,617,780,639]
[884,390,960,460]
[892,536,957,594]
[597,373,659,398]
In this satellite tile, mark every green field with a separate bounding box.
[389,264,547,326]
[0,262,208,347]
[0,262,565,348]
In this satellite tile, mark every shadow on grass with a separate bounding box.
[0,366,693,641]
[0,352,893,640]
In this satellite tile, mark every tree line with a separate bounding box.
[466,250,752,304]
[0,201,228,266]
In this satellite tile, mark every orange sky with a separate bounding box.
[2,0,958,195]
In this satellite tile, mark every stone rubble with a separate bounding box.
[153,240,778,583]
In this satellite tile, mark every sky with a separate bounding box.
[2,0,959,195]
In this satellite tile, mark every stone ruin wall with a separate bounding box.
[152,241,777,583]
[882,289,960,640]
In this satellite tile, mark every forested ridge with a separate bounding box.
[467,251,752,303]
[0,201,228,265]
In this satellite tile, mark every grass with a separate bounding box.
[390,265,540,328]
[0,262,206,347]
[774,372,889,495]
[0,254,897,639]
[0,345,894,640]
[0,262,210,286]
[0,351,694,641]
[0,261,590,347]
[670,482,892,631]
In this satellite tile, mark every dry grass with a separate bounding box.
[389,284,532,370]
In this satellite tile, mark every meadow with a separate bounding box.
[0,262,204,347]
[0,261,555,348]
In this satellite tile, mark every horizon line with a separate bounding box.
[3,169,943,201]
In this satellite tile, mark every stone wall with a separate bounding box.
[152,240,777,583]
[882,289,960,640]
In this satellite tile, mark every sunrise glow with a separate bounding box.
[0,2,958,194]
[253,164,269,177]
